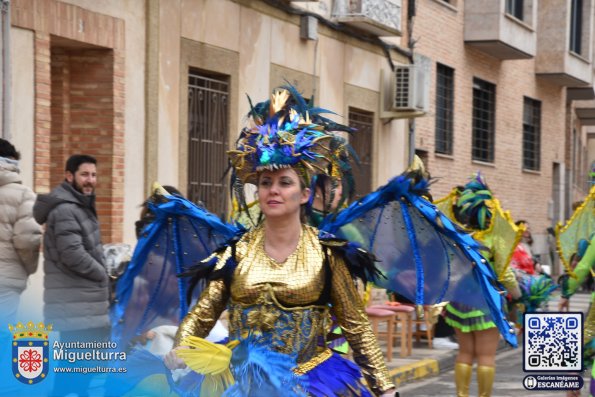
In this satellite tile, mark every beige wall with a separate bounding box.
[175,0,410,192]
[10,27,35,188]
[11,27,41,322]
[157,0,181,187]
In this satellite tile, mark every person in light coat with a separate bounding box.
[0,139,41,325]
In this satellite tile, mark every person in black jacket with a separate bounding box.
[33,154,109,396]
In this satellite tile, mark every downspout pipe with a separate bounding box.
[1,0,10,141]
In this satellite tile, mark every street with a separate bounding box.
[398,292,592,396]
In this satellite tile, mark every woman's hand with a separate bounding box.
[164,346,189,370]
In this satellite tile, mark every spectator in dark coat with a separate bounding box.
[33,154,109,334]
[34,154,109,395]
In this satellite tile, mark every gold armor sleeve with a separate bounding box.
[328,251,395,394]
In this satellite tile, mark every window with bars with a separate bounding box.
[522,97,541,171]
[506,0,524,20]
[348,108,374,199]
[187,70,229,217]
[570,0,583,54]
[435,63,454,155]
[472,78,496,163]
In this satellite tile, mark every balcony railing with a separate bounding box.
[334,0,402,37]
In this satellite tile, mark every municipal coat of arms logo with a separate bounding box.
[9,321,52,385]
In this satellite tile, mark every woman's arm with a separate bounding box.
[174,278,230,346]
[166,277,230,370]
[328,252,395,396]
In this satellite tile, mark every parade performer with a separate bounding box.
[436,174,522,397]
[556,185,595,397]
[164,86,397,396]
[115,86,514,396]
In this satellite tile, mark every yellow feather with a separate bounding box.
[151,182,169,196]
[271,89,290,115]
[177,336,233,375]
[176,336,237,395]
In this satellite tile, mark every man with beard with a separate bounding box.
[34,154,109,395]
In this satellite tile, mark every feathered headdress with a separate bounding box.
[456,172,494,230]
[435,172,524,281]
[228,85,357,221]
[229,85,354,184]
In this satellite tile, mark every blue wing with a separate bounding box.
[319,174,517,347]
[111,195,241,346]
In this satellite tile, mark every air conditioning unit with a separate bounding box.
[391,64,429,113]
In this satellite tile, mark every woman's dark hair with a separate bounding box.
[65,154,97,174]
[0,138,20,160]
[135,185,183,238]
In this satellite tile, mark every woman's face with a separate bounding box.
[258,168,310,220]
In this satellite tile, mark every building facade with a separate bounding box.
[4,0,594,277]
[6,0,413,246]
[406,0,595,273]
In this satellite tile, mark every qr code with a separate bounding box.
[524,312,583,372]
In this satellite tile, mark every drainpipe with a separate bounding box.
[1,0,10,141]
[407,0,416,165]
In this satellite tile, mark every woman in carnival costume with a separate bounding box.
[436,174,522,397]
[164,86,398,397]
[556,186,595,397]
[151,86,514,397]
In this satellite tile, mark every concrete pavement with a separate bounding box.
[381,291,592,388]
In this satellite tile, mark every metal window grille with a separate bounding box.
[506,0,524,20]
[570,0,583,54]
[187,71,229,218]
[348,108,374,199]
[472,78,496,163]
[522,97,541,171]
[435,63,454,155]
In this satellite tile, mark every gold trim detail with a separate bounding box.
[292,348,333,376]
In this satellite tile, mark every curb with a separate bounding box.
[390,339,514,387]
[389,358,440,387]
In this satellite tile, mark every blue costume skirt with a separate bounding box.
[108,348,373,397]
[299,351,373,397]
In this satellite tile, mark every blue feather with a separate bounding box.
[302,352,373,397]
[224,337,306,397]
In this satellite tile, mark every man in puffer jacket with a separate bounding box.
[0,139,41,325]
[33,154,109,340]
